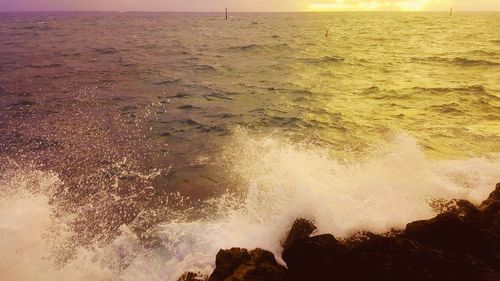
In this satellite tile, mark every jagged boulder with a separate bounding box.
[191,183,500,281]
[177,272,206,281]
[208,248,286,281]
[347,234,500,281]
[282,218,317,250]
[481,183,500,250]
[480,183,500,210]
[282,181,500,281]
[282,219,345,281]
[283,233,344,281]
[405,183,500,267]
[404,212,494,261]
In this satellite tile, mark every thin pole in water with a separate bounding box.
[449,8,452,16]
[325,29,329,38]
[225,8,228,20]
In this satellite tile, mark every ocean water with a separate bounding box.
[0,12,499,281]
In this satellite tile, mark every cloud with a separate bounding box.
[306,0,500,11]
[0,0,498,12]
[307,0,441,11]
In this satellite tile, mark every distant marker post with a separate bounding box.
[225,8,228,20]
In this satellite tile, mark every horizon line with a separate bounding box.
[1,9,500,13]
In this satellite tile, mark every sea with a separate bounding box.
[0,11,499,281]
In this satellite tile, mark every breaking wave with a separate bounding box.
[1,131,499,281]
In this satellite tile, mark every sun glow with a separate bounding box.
[396,0,431,10]
[308,0,433,11]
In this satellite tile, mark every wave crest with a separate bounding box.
[412,56,500,66]
[1,131,499,281]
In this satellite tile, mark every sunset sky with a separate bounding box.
[1,0,499,12]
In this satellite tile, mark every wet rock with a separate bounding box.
[404,212,496,263]
[480,183,500,209]
[283,234,344,281]
[281,183,500,280]
[177,272,206,281]
[347,235,499,281]
[282,218,316,251]
[208,248,286,281]
[282,219,345,280]
[199,183,500,281]
[455,199,482,217]
[405,183,500,267]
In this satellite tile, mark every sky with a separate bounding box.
[0,0,499,12]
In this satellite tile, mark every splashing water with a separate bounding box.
[1,131,499,281]
[1,11,499,281]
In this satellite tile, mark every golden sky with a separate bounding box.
[1,0,499,12]
[305,0,500,11]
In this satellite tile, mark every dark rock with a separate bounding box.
[177,272,206,281]
[282,218,342,281]
[210,248,250,280]
[404,183,500,268]
[347,235,500,281]
[405,212,490,256]
[208,248,286,281]
[281,181,500,281]
[283,234,344,281]
[198,183,500,281]
[282,218,316,251]
[455,199,482,217]
[483,200,500,218]
[480,183,500,209]
[405,213,498,267]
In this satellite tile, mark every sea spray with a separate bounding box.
[1,132,499,281]
[0,168,112,281]
[153,131,500,279]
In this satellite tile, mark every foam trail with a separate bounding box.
[0,132,499,281]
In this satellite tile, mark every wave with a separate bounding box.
[1,131,500,281]
[177,104,201,110]
[451,57,500,66]
[226,43,292,53]
[154,78,181,85]
[468,50,499,56]
[361,86,406,100]
[193,64,216,72]
[228,44,261,51]
[412,56,500,66]
[412,85,487,92]
[411,85,499,98]
[300,55,344,64]
[94,47,118,54]
[427,103,464,115]
[27,63,63,68]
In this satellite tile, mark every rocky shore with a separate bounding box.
[179,183,500,281]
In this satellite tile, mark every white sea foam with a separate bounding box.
[1,132,499,281]
[0,169,112,281]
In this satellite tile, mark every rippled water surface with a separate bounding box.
[0,12,499,281]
